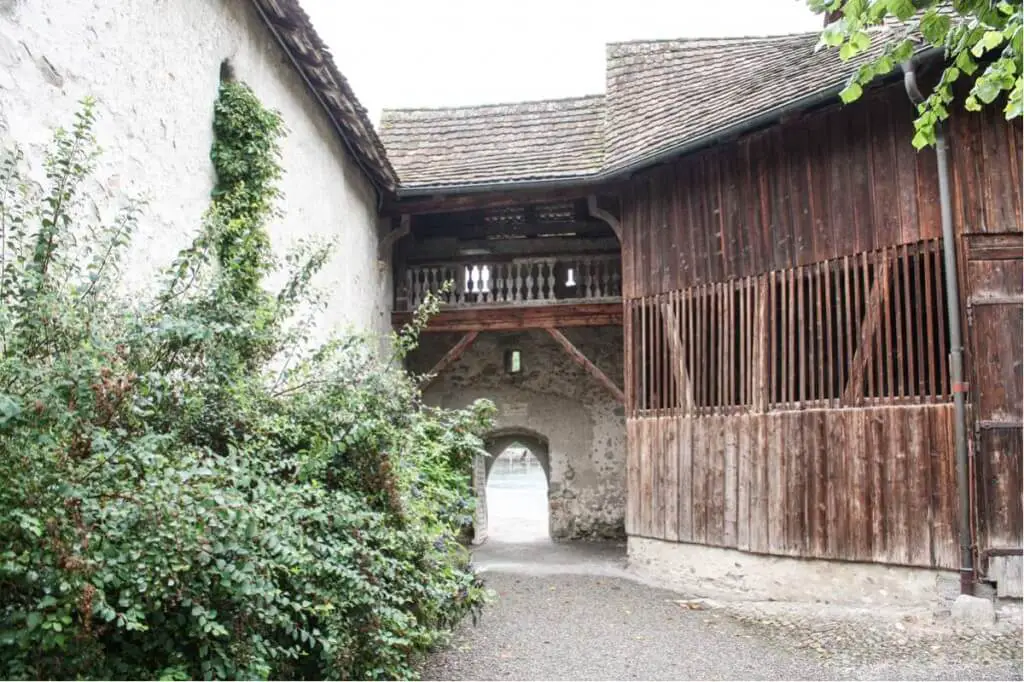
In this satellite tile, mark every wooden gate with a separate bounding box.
[964,234,1023,563]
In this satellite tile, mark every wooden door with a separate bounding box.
[964,234,1023,557]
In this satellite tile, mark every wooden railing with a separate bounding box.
[399,254,621,310]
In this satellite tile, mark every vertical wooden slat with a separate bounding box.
[692,417,707,544]
[678,415,694,542]
[923,242,937,400]
[655,294,663,413]
[815,262,825,403]
[893,246,907,400]
[737,414,752,551]
[883,248,896,402]
[930,406,957,568]
[797,265,807,406]
[641,296,648,412]
[805,411,827,558]
[756,276,769,412]
[787,268,796,405]
[640,418,653,537]
[933,245,948,398]
[653,416,665,539]
[723,414,739,547]
[824,260,835,406]
[626,419,638,535]
[848,409,872,562]
[841,256,853,403]
[725,280,734,410]
[786,411,805,556]
[696,282,704,411]
[769,271,778,407]
[912,247,926,398]
[907,407,932,566]
[686,288,696,416]
[888,411,910,565]
[826,409,848,560]
[864,251,878,403]
[708,416,726,545]
[766,413,786,554]
[750,415,770,553]
[867,410,888,563]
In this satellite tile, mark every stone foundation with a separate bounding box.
[628,536,961,607]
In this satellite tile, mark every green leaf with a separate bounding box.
[975,77,1003,103]
[956,49,979,76]
[889,0,918,21]
[920,11,952,45]
[973,30,1006,56]
[851,30,872,52]
[839,81,864,103]
[26,612,42,629]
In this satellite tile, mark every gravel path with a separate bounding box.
[421,540,1023,681]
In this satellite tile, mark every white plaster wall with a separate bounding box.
[0,0,391,342]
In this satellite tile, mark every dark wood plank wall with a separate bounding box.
[621,82,1022,298]
[620,79,1023,567]
[626,407,959,569]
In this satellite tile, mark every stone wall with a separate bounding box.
[409,327,626,540]
[0,0,391,342]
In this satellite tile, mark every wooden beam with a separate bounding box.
[843,256,891,404]
[393,302,622,332]
[420,331,479,390]
[384,185,601,217]
[377,214,410,261]
[545,327,626,404]
[587,195,622,242]
[406,236,621,262]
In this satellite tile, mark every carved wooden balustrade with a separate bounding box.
[398,254,621,311]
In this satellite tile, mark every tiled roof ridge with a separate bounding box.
[382,94,606,118]
[606,30,820,50]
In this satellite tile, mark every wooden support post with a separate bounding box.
[420,331,478,390]
[843,255,891,404]
[546,327,626,404]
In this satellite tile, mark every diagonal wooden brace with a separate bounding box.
[546,327,625,404]
[420,331,478,390]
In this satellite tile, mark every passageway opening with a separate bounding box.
[477,429,550,543]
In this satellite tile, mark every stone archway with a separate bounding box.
[472,427,550,544]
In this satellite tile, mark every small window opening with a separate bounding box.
[565,267,576,287]
[505,349,522,374]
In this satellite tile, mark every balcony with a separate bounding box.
[399,254,621,311]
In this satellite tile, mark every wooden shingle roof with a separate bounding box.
[381,28,923,192]
[604,32,901,170]
[379,95,606,190]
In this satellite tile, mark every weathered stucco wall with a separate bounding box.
[0,0,391,342]
[410,327,626,540]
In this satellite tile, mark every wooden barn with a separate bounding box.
[380,28,1022,597]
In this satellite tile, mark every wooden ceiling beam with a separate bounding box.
[392,302,622,333]
[384,185,614,217]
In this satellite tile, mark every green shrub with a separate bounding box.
[0,89,493,680]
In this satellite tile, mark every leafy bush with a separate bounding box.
[0,88,493,680]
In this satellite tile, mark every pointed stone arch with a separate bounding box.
[471,426,551,545]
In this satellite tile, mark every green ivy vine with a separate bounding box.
[209,80,285,304]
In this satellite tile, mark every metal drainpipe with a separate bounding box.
[902,59,974,595]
